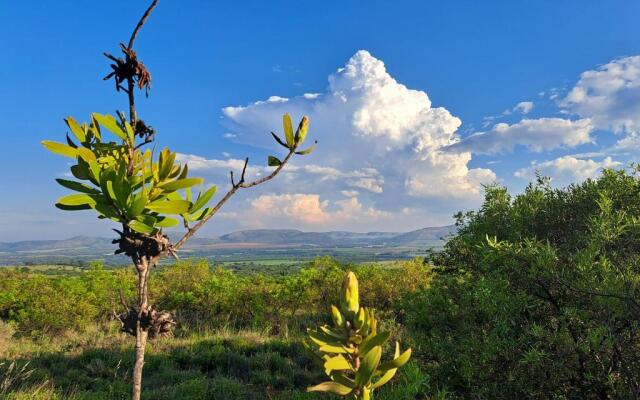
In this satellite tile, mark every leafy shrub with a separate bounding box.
[0,258,430,337]
[407,170,640,399]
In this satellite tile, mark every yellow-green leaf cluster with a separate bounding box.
[43,113,217,235]
[268,114,316,166]
[306,271,411,399]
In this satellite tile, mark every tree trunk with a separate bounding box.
[131,257,151,400]
[132,327,148,400]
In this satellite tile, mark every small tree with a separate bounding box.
[41,2,315,399]
[306,271,412,399]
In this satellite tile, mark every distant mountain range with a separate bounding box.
[0,226,456,265]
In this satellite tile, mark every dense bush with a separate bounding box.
[0,263,127,335]
[407,169,640,399]
[0,258,430,337]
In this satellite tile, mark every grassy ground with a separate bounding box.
[0,325,428,400]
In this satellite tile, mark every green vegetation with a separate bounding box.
[306,272,412,399]
[0,258,428,399]
[2,169,640,399]
[406,170,640,398]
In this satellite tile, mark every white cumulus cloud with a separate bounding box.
[246,193,390,229]
[221,50,494,202]
[449,118,594,155]
[515,155,621,186]
[560,56,640,137]
[514,101,534,114]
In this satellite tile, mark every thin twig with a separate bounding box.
[126,0,159,126]
[128,0,160,50]
[173,150,295,250]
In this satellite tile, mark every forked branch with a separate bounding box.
[173,149,295,250]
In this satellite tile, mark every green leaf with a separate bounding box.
[158,148,176,181]
[283,113,294,147]
[270,132,289,149]
[124,121,135,142]
[56,193,98,207]
[55,203,93,211]
[178,164,189,180]
[65,116,86,142]
[92,113,127,141]
[70,164,90,181]
[371,367,398,389]
[55,179,100,195]
[318,344,350,354]
[307,382,352,396]
[295,142,317,155]
[295,116,309,145]
[268,156,282,167]
[329,371,355,388]
[77,147,96,163]
[324,355,352,373]
[158,178,204,192]
[308,329,344,347]
[55,193,99,211]
[155,216,179,228]
[128,192,148,218]
[319,326,346,340]
[66,134,78,148]
[359,331,390,357]
[129,220,156,235]
[94,202,120,220]
[188,207,212,222]
[377,347,411,372]
[190,186,217,213]
[146,199,192,214]
[355,345,381,387]
[42,141,78,159]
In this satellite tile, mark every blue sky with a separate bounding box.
[1,1,640,241]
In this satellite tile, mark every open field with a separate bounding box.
[0,326,427,400]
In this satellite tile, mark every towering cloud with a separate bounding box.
[222,50,495,201]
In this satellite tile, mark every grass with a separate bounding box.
[1,325,429,400]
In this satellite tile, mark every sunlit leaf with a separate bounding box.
[42,141,78,159]
[283,113,294,147]
[355,345,381,387]
[129,220,156,235]
[295,116,309,145]
[92,113,127,141]
[146,199,191,214]
[190,186,217,213]
[128,192,148,218]
[378,348,411,372]
[307,382,352,395]
[158,178,204,192]
[65,116,86,142]
[359,331,390,357]
[295,141,317,155]
[324,355,352,373]
[155,216,179,228]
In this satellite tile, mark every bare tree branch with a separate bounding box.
[127,0,160,50]
[127,0,159,126]
[173,150,295,250]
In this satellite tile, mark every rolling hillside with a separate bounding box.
[0,225,456,265]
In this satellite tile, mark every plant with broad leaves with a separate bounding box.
[43,112,216,237]
[306,271,411,400]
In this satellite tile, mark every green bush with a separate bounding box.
[407,169,640,399]
[0,258,430,337]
